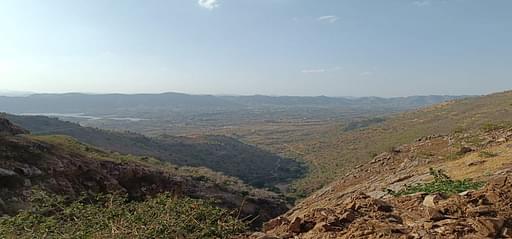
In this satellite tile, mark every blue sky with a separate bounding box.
[0,0,511,96]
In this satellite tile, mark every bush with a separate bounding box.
[0,191,246,239]
[389,168,484,196]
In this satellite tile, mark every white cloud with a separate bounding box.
[360,71,373,76]
[302,66,341,74]
[198,0,219,10]
[302,69,326,74]
[317,15,339,24]
[413,0,431,7]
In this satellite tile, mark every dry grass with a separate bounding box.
[440,143,512,180]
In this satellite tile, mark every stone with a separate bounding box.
[0,168,17,177]
[422,194,442,208]
[458,190,473,196]
[472,218,504,237]
[339,210,356,223]
[250,232,279,239]
[374,199,393,212]
[433,219,458,226]
[312,222,334,233]
[458,146,474,155]
[0,168,25,189]
[367,190,387,199]
[263,217,290,232]
[14,166,44,177]
[387,215,402,223]
[346,201,357,211]
[503,227,512,238]
[466,206,496,217]
[467,160,486,167]
[288,217,302,233]
[426,208,446,221]
[423,222,433,230]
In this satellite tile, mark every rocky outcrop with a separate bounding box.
[0,118,28,136]
[250,177,512,238]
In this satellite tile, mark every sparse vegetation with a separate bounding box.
[343,117,386,132]
[0,191,247,239]
[479,150,499,158]
[390,168,484,196]
[481,122,512,132]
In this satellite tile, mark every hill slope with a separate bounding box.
[0,119,288,228]
[1,113,305,188]
[256,120,512,238]
[286,91,512,195]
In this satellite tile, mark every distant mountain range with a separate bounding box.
[0,90,34,97]
[0,92,468,114]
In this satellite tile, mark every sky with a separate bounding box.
[0,0,511,97]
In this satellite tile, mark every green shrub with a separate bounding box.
[389,168,484,196]
[0,191,246,239]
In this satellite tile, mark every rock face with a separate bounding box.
[0,118,28,136]
[0,118,288,227]
[246,127,512,238]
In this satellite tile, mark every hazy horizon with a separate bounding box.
[0,88,482,98]
[1,0,511,97]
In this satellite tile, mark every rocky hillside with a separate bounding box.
[289,90,512,195]
[0,118,288,228]
[251,124,512,238]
